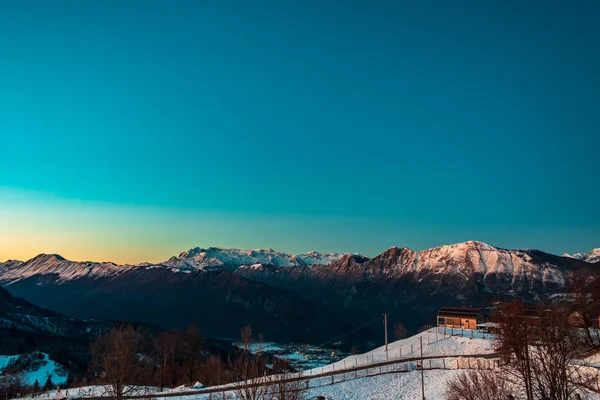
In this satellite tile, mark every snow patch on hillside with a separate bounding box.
[0,353,67,386]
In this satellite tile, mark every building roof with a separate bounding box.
[437,307,483,318]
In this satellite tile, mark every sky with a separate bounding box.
[1,0,599,263]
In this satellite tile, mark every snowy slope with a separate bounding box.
[0,353,67,386]
[306,328,495,374]
[0,254,131,284]
[584,248,600,263]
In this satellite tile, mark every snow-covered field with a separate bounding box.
[306,327,494,375]
[12,328,600,400]
[0,353,67,386]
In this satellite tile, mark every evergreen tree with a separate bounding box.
[33,379,40,393]
[42,376,53,391]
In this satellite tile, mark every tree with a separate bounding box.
[183,324,203,384]
[446,370,511,400]
[495,301,597,400]
[90,324,151,399]
[32,379,40,393]
[42,375,54,391]
[153,330,182,390]
[569,271,600,347]
[495,301,535,399]
[0,372,27,400]
[230,325,268,400]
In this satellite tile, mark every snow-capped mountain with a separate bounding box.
[0,241,597,342]
[238,241,597,291]
[583,248,600,264]
[0,248,347,284]
[562,249,600,263]
[162,247,346,271]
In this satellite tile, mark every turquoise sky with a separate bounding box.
[1,1,599,263]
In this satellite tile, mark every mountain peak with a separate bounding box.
[584,248,600,263]
[30,254,66,263]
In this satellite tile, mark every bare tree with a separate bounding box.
[153,330,180,390]
[570,271,600,348]
[495,301,536,399]
[446,369,511,400]
[183,324,203,384]
[90,324,151,399]
[231,325,268,400]
[204,355,224,386]
[264,369,306,400]
[495,301,599,400]
[0,372,27,400]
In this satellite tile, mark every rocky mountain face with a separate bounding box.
[0,285,103,337]
[0,285,118,377]
[236,241,599,331]
[0,260,348,342]
[0,241,598,342]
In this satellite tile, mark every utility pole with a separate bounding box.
[420,335,425,400]
[383,313,389,352]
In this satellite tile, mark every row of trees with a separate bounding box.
[90,324,305,400]
[90,324,209,398]
[447,301,600,400]
[0,358,57,400]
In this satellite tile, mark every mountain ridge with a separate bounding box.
[3,240,598,275]
[1,240,598,342]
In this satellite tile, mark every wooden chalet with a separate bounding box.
[437,307,489,330]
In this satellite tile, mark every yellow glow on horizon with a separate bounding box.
[0,187,355,264]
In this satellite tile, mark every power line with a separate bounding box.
[318,316,382,348]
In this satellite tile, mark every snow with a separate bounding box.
[303,368,464,400]
[2,241,595,286]
[12,329,600,400]
[0,353,67,386]
[164,247,346,271]
[584,248,600,263]
[305,327,495,375]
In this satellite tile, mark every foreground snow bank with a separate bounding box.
[306,328,495,375]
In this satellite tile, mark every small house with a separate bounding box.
[437,307,486,330]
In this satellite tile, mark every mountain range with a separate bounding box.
[1,241,598,343]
